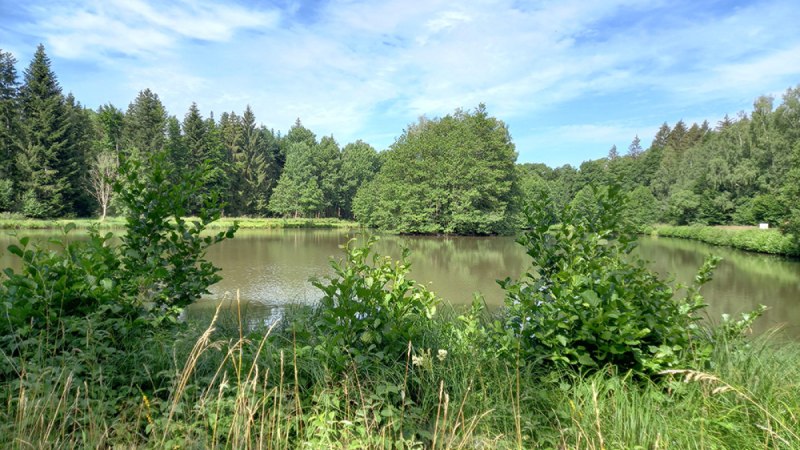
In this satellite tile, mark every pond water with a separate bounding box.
[1,228,798,336]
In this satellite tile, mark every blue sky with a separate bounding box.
[1,0,799,167]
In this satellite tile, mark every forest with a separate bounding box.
[1,45,799,237]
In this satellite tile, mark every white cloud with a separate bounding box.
[20,0,279,61]
[5,0,800,164]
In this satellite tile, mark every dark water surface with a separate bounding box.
[2,228,798,336]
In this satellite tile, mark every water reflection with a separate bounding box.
[1,229,798,336]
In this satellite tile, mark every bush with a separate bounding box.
[0,150,236,388]
[500,184,716,375]
[311,237,440,370]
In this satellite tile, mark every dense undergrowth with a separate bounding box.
[651,224,800,257]
[1,155,796,449]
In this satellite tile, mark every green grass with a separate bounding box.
[3,304,799,449]
[0,214,360,231]
[651,224,799,257]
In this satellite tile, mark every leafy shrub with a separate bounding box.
[0,150,236,387]
[500,184,716,375]
[311,237,440,370]
[115,152,236,316]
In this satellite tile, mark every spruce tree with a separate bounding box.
[627,135,642,158]
[17,44,71,217]
[0,50,20,211]
[122,88,166,156]
[239,106,272,215]
[63,93,93,216]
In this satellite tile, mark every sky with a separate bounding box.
[1,0,799,167]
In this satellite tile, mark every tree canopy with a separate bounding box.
[354,105,518,234]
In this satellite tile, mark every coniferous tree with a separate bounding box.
[607,144,619,160]
[0,50,20,211]
[627,135,642,158]
[239,106,273,215]
[181,104,228,213]
[63,93,94,216]
[219,111,244,213]
[164,115,187,179]
[122,88,166,156]
[17,44,71,217]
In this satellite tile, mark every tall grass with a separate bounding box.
[3,304,799,449]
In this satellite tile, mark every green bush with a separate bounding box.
[0,150,236,388]
[311,237,440,370]
[500,184,716,375]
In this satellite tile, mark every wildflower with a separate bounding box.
[412,355,425,366]
[437,349,448,361]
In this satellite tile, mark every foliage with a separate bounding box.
[121,88,166,156]
[0,149,235,386]
[114,151,237,313]
[355,104,518,235]
[499,184,716,375]
[269,142,326,217]
[339,140,380,219]
[652,224,799,256]
[0,49,21,183]
[0,179,13,211]
[311,237,440,370]
[16,45,73,218]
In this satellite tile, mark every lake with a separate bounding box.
[1,228,798,336]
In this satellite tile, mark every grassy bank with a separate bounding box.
[650,224,799,257]
[2,305,798,449]
[0,214,359,231]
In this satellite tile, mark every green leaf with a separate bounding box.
[581,290,600,307]
[577,353,597,367]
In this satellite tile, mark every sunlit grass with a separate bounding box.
[3,303,799,449]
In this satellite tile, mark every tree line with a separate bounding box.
[0,45,380,221]
[1,45,799,235]
[517,89,800,236]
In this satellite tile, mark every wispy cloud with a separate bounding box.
[2,0,799,164]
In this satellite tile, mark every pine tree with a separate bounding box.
[627,135,642,158]
[63,93,94,216]
[607,144,619,160]
[164,115,187,179]
[17,44,71,217]
[122,88,166,156]
[0,50,20,211]
[239,106,272,215]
